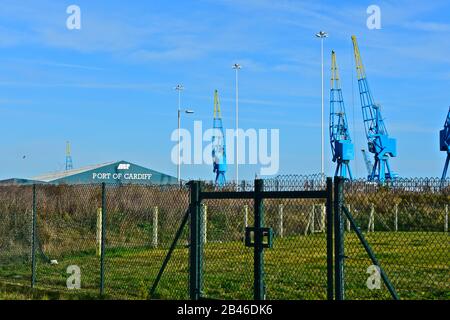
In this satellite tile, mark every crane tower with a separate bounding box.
[352,36,397,182]
[329,51,354,179]
[65,141,73,171]
[212,90,227,186]
[440,107,450,180]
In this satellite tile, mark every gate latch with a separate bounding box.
[245,227,274,248]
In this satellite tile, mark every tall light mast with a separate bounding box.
[232,63,241,189]
[175,84,184,183]
[316,31,328,180]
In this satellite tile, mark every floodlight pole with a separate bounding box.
[175,84,184,183]
[233,64,241,190]
[316,31,328,182]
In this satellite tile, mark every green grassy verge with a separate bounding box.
[0,232,448,300]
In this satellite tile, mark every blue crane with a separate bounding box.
[352,36,397,182]
[65,141,73,171]
[212,90,227,186]
[330,51,354,179]
[440,107,450,180]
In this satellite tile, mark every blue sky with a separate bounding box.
[0,0,449,180]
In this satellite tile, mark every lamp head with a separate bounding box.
[316,31,328,38]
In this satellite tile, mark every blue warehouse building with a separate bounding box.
[0,161,178,185]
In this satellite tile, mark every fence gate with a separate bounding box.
[190,177,334,300]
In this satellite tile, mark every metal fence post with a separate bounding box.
[96,208,102,256]
[153,206,159,248]
[100,182,106,295]
[368,203,375,233]
[334,177,345,300]
[325,177,334,300]
[254,179,265,300]
[31,184,37,288]
[278,204,284,238]
[202,204,208,244]
[305,205,314,236]
[321,204,326,232]
[253,179,265,300]
[394,203,399,232]
[189,181,202,300]
[346,205,351,232]
[244,204,249,228]
[445,204,448,233]
[243,204,249,245]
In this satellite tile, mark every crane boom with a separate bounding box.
[330,51,353,179]
[352,35,397,182]
[212,90,227,186]
[440,107,450,180]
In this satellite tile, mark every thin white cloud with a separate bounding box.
[9,58,106,71]
[0,81,166,91]
[129,47,204,62]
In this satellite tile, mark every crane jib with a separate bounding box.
[351,36,397,182]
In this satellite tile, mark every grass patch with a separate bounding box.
[0,232,448,300]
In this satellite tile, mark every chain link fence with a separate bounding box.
[104,184,189,299]
[34,184,99,295]
[263,174,330,300]
[342,178,450,300]
[0,185,33,286]
[0,177,448,300]
[197,175,331,300]
[0,183,189,299]
[201,197,254,299]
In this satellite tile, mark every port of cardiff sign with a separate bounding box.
[92,163,153,181]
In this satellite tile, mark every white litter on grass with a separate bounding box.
[50,260,58,265]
